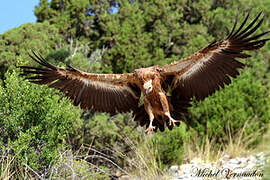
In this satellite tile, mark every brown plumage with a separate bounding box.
[20,12,269,133]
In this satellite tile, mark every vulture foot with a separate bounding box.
[144,124,156,134]
[169,118,180,127]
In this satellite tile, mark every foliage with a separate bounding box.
[35,0,117,39]
[74,112,140,169]
[151,123,190,166]
[0,70,83,170]
[0,21,62,79]
[189,69,270,146]
[0,0,270,177]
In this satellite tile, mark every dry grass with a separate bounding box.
[257,124,270,180]
[183,119,264,164]
[223,119,262,157]
[255,124,270,154]
[183,133,222,163]
[0,136,171,180]
[123,136,172,180]
[0,149,37,179]
[0,154,15,180]
[0,146,120,180]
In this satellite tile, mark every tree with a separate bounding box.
[0,22,61,79]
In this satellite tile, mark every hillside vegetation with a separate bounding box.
[0,0,269,179]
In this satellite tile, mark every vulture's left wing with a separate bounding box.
[162,12,269,101]
[20,52,140,113]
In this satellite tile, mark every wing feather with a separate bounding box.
[20,51,140,113]
[163,12,269,101]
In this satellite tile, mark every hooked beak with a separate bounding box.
[143,80,153,95]
[146,88,151,95]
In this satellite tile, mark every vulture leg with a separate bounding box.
[165,112,180,126]
[144,99,156,134]
[159,92,180,127]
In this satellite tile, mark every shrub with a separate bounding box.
[74,112,140,168]
[0,70,83,170]
[189,68,270,146]
[151,123,190,166]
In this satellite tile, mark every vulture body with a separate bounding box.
[20,12,269,133]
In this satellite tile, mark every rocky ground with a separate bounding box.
[169,152,268,180]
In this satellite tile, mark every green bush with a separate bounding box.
[0,70,83,170]
[151,123,190,166]
[189,68,270,145]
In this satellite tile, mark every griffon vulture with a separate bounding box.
[20,12,269,133]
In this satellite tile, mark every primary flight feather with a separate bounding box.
[20,12,269,133]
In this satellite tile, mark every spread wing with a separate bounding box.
[20,52,140,113]
[162,12,269,101]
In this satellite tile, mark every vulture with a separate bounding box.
[20,12,269,133]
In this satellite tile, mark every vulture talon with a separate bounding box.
[169,118,180,127]
[144,125,156,134]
